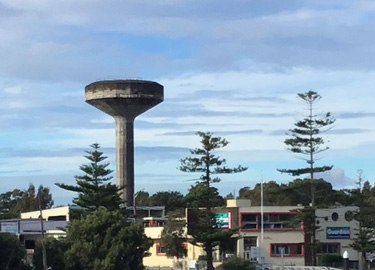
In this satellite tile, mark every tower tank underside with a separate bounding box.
[84,80,164,207]
[85,80,163,118]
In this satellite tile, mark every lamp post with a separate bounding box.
[343,250,349,270]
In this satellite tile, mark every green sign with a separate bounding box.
[215,212,231,229]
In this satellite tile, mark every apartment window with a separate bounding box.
[319,243,340,254]
[271,243,303,256]
[241,214,258,229]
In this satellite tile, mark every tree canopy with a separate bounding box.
[180,131,247,187]
[0,233,30,270]
[64,209,151,270]
[56,143,122,211]
[33,237,67,270]
[134,190,186,213]
[0,184,53,219]
[161,210,187,269]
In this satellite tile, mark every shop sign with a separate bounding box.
[215,212,231,229]
[326,226,350,239]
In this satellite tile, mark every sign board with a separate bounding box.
[1,221,18,234]
[215,212,231,229]
[251,246,260,259]
[326,226,350,239]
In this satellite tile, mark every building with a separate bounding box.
[225,199,305,267]
[1,202,360,270]
[315,206,360,265]
[0,217,67,258]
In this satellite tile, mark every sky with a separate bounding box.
[0,0,374,206]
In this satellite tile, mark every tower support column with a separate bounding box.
[115,116,135,206]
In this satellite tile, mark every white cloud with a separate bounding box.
[316,168,354,189]
[0,0,374,203]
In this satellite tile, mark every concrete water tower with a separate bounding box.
[85,80,164,206]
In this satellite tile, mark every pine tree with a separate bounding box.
[350,170,375,270]
[278,90,335,266]
[56,143,122,211]
[161,210,187,270]
[180,131,247,270]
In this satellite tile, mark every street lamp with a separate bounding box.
[343,250,349,270]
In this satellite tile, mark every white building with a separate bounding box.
[315,206,360,263]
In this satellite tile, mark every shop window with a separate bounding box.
[319,243,340,254]
[271,243,303,256]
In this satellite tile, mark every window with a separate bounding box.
[48,215,67,221]
[156,243,166,256]
[25,240,35,249]
[319,243,340,254]
[263,214,301,229]
[345,211,353,222]
[244,237,257,250]
[241,214,258,229]
[331,212,339,221]
[241,213,301,230]
[270,243,303,256]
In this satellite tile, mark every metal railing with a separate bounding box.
[273,266,342,270]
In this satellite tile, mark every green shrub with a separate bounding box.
[222,255,255,270]
[320,254,343,267]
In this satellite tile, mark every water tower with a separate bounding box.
[85,80,164,206]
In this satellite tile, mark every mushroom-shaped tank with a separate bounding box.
[85,80,164,207]
[85,80,163,119]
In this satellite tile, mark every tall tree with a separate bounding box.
[278,90,335,266]
[56,143,122,211]
[161,210,187,270]
[349,171,375,270]
[180,131,247,270]
[180,132,247,206]
[64,209,151,270]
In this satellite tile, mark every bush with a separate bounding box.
[221,255,255,270]
[320,254,343,267]
[0,233,31,270]
[33,237,67,270]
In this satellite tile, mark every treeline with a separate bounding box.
[2,177,374,219]
[0,184,53,219]
[238,178,366,207]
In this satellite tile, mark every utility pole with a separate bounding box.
[39,195,47,270]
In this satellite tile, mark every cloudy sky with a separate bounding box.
[0,0,374,205]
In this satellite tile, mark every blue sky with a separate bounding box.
[0,0,374,205]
